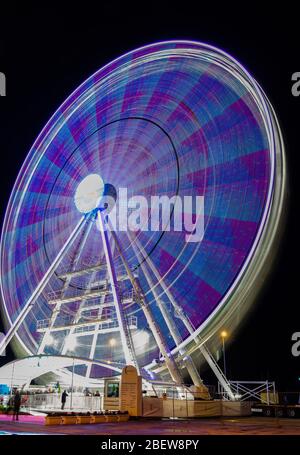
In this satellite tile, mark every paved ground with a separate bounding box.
[1,415,300,435]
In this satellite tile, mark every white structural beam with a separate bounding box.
[137,251,203,387]
[133,236,195,333]
[37,318,115,332]
[97,211,138,371]
[132,235,234,398]
[47,289,109,305]
[61,268,102,356]
[85,232,116,379]
[131,235,203,386]
[90,273,133,288]
[58,263,106,280]
[110,227,183,384]
[38,222,93,355]
[0,215,88,356]
[199,343,235,400]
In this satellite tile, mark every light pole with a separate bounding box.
[221,331,228,377]
[70,356,75,410]
[10,361,15,398]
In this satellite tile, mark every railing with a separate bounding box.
[21,393,103,412]
[80,309,102,319]
[36,315,74,331]
[37,315,137,333]
[128,315,137,329]
[121,290,138,303]
[218,380,277,404]
[36,319,51,330]
[74,325,96,334]
[47,290,63,300]
[47,287,109,303]
[96,320,118,330]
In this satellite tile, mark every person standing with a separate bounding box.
[61,390,68,410]
[12,390,21,421]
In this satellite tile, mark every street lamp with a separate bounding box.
[70,356,75,410]
[220,331,228,377]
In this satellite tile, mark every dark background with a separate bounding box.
[0,2,299,391]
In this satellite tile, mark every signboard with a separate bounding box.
[0,384,10,395]
[120,365,142,416]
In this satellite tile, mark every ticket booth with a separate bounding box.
[103,366,142,415]
[103,378,120,410]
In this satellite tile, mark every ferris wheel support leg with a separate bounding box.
[38,221,93,355]
[198,343,235,400]
[132,235,234,397]
[97,211,138,370]
[131,238,204,387]
[85,285,107,377]
[131,235,204,387]
[132,235,195,334]
[85,236,116,371]
[0,215,87,356]
[109,227,183,385]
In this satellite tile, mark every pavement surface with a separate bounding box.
[1,415,300,435]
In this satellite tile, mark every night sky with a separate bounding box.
[0,3,299,392]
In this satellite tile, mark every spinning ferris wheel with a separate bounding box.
[0,41,285,395]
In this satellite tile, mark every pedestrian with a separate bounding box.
[12,390,21,421]
[61,390,68,410]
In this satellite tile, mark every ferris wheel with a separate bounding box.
[0,41,285,395]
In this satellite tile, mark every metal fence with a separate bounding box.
[218,380,277,403]
[20,393,103,412]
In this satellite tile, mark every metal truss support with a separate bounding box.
[97,211,138,371]
[218,380,276,403]
[132,235,235,399]
[60,269,101,356]
[85,231,118,378]
[0,215,87,356]
[109,226,183,384]
[131,235,204,387]
[84,268,111,378]
[37,221,93,354]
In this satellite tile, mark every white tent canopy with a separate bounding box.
[0,355,122,389]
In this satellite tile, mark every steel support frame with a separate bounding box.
[109,225,183,384]
[97,211,138,371]
[130,234,203,387]
[132,235,235,399]
[0,215,88,356]
[38,221,93,354]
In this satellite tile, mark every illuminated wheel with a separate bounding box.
[0,41,285,383]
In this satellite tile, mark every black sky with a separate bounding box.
[0,3,299,391]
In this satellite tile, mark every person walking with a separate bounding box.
[12,390,21,421]
[61,390,68,410]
